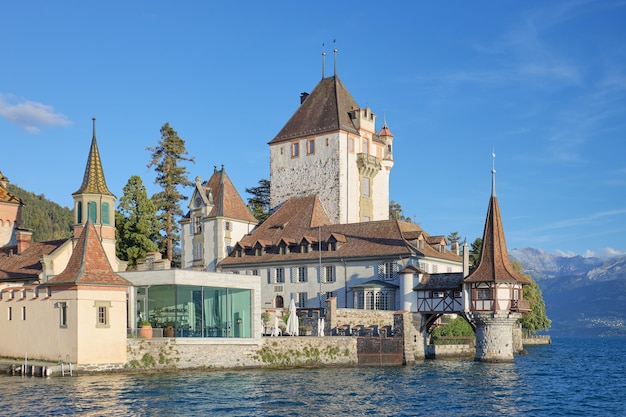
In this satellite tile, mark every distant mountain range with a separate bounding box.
[510,248,626,338]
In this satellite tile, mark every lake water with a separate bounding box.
[1,338,624,416]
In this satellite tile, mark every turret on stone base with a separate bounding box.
[472,312,522,363]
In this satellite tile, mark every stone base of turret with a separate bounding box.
[471,312,522,363]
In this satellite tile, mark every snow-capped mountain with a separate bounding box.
[509,248,626,338]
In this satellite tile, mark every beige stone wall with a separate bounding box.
[0,286,128,365]
[126,336,358,370]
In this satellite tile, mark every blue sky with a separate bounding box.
[1,1,625,259]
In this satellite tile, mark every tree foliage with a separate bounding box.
[469,237,482,272]
[430,316,474,343]
[115,175,160,270]
[246,179,271,224]
[389,200,412,223]
[512,260,552,335]
[6,184,73,242]
[147,122,195,264]
[447,231,461,244]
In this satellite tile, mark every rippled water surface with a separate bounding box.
[1,338,624,416]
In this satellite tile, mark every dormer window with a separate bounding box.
[236,247,243,258]
[255,247,262,256]
[278,244,286,255]
[301,243,309,253]
[328,241,336,251]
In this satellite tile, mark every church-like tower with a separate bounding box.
[0,171,24,248]
[464,155,531,362]
[72,118,118,268]
[269,74,394,224]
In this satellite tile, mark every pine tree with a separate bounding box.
[246,179,271,224]
[147,123,195,264]
[389,200,412,223]
[115,175,160,270]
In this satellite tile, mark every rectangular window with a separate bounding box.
[275,268,285,284]
[21,306,26,320]
[95,301,111,328]
[295,292,307,308]
[292,141,300,157]
[349,138,355,153]
[225,221,231,231]
[362,177,370,198]
[193,242,203,260]
[194,217,202,234]
[297,266,307,283]
[8,306,12,321]
[307,139,315,154]
[59,302,67,328]
[477,289,491,300]
[252,269,259,276]
[324,265,336,283]
[379,261,398,281]
[432,264,438,273]
[362,139,369,154]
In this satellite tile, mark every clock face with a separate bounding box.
[195,197,202,207]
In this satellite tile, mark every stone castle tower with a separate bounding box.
[0,172,24,248]
[269,75,394,224]
[72,118,119,270]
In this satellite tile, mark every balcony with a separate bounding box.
[356,153,381,177]
[511,299,531,313]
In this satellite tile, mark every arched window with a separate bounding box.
[88,202,97,223]
[274,295,284,309]
[102,202,110,225]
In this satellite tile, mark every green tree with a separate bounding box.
[246,179,271,224]
[389,200,412,223]
[469,237,482,272]
[116,175,160,270]
[147,122,195,264]
[430,316,474,344]
[512,261,552,335]
[447,231,461,244]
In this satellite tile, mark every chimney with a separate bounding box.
[16,228,32,254]
[300,92,309,104]
[462,241,469,277]
[451,241,459,255]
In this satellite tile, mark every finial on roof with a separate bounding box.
[333,39,337,76]
[322,42,326,79]
[221,164,224,172]
[491,148,496,197]
[214,165,217,173]
[92,117,96,139]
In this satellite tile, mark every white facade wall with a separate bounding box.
[0,286,128,364]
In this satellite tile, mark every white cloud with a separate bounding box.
[584,247,626,259]
[0,94,71,133]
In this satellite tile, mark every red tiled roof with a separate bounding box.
[44,221,130,287]
[220,196,461,267]
[464,195,531,284]
[269,76,360,144]
[0,239,69,281]
[204,167,258,223]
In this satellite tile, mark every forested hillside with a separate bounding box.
[6,184,73,242]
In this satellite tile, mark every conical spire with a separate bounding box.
[464,157,530,284]
[73,118,114,196]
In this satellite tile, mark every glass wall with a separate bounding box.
[137,285,252,338]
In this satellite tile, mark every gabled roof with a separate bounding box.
[220,196,462,267]
[350,280,399,289]
[73,119,114,197]
[414,273,464,291]
[269,76,360,144]
[0,239,69,281]
[464,176,531,284]
[188,167,258,224]
[44,221,130,287]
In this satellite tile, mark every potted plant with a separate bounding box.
[139,320,153,339]
[299,325,313,336]
[164,321,175,338]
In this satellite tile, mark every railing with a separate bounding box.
[511,299,531,312]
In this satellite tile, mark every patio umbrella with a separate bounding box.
[318,317,325,337]
[286,298,299,336]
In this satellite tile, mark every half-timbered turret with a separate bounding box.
[463,154,531,362]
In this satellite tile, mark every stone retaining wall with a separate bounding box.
[126,336,358,371]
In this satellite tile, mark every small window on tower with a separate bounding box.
[292,142,300,158]
[308,139,315,155]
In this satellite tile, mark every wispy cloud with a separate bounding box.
[0,94,71,133]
